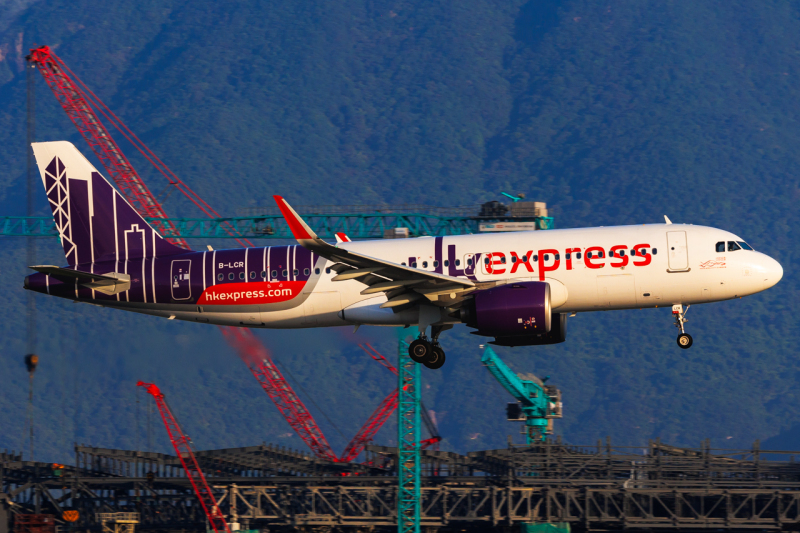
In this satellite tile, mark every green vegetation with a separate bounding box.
[0,0,797,461]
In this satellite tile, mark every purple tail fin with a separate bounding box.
[31,141,188,266]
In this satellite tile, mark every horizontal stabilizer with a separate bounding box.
[30,265,131,295]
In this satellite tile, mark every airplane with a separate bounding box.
[23,141,783,369]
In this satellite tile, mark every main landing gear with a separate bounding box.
[673,304,693,349]
[408,325,448,369]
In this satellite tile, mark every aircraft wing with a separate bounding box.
[274,196,475,308]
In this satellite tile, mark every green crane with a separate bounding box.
[397,337,420,533]
[481,346,562,444]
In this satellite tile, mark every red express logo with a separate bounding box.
[197,281,305,305]
[484,244,654,281]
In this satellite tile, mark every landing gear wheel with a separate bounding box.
[409,338,432,363]
[677,333,693,349]
[424,346,446,370]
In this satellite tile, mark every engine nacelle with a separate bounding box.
[459,281,568,347]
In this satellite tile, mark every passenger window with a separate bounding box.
[250,271,256,280]
[619,250,625,256]
[282,270,288,277]
[565,254,570,260]
[587,252,592,259]
[422,261,428,268]
[315,268,320,274]
[293,269,299,276]
[401,262,406,266]
[652,248,657,255]
[728,241,741,252]
[239,272,245,280]
[576,252,581,259]
[444,260,449,267]
[228,273,235,280]
[716,242,726,253]
[325,268,330,274]
[737,241,754,251]
[555,254,560,261]
[304,268,310,276]
[433,260,439,268]
[630,249,636,256]
[501,257,506,264]
[217,273,224,281]
[511,256,517,263]
[522,255,528,262]
[272,270,278,277]
[261,271,267,279]
[544,254,550,261]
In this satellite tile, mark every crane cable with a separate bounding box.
[24,58,37,461]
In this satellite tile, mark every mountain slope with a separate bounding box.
[0,0,797,460]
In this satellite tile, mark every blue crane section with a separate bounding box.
[1,211,554,240]
[481,346,562,444]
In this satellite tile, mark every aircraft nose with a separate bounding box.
[762,255,783,288]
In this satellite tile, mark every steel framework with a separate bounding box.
[7,440,800,531]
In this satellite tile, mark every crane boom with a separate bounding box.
[481,346,561,444]
[221,327,338,462]
[26,46,188,248]
[136,381,231,533]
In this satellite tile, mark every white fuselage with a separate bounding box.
[110,223,782,329]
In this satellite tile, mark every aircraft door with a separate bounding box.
[667,231,689,271]
[171,260,191,300]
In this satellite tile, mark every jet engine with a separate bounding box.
[458,281,568,347]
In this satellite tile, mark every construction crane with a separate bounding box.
[481,346,562,444]
[25,45,251,248]
[397,336,421,533]
[220,327,339,462]
[26,44,432,465]
[356,344,441,453]
[136,381,231,533]
[26,45,347,463]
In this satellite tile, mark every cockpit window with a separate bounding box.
[727,241,741,252]
[737,241,754,251]
[715,242,725,253]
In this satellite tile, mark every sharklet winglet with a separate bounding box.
[273,195,317,241]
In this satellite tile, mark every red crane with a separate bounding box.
[137,381,231,533]
[26,46,251,248]
[28,45,425,463]
[26,44,341,460]
[220,327,338,461]
[358,344,442,451]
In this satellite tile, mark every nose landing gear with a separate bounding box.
[673,304,693,349]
